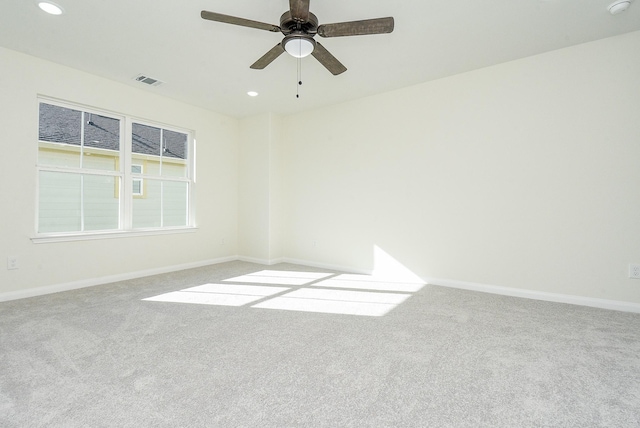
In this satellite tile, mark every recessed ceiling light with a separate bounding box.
[38,1,64,15]
[247,91,259,97]
[608,0,631,14]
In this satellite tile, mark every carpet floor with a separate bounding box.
[1,261,639,427]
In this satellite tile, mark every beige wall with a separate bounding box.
[280,31,640,303]
[0,47,239,294]
[3,30,640,306]
[238,114,271,261]
[238,113,284,262]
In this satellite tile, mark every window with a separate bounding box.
[130,122,190,228]
[36,99,194,238]
[131,164,144,196]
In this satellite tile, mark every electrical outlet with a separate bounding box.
[630,264,640,279]
[7,256,18,270]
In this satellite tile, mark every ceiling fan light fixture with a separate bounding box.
[284,36,315,58]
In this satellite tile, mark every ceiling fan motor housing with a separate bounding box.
[280,11,318,35]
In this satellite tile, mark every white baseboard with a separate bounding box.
[280,261,640,313]
[237,256,284,265]
[427,277,640,314]
[4,255,639,314]
[242,258,640,313]
[281,258,373,275]
[0,256,237,303]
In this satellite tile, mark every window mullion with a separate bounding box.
[80,175,85,232]
[122,118,133,230]
[80,112,85,169]
[80,113,85,231]
[159,128,164,176]
[189,138,196,227]
[160,181,164,228]
[37,165,121,176]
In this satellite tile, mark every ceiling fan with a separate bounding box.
[201,0,394,75]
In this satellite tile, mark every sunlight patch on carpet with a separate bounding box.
[143,283,289,307]
[223,270,333,286]
[144,249,425,317]
[312,274,424,293]
[252,288,412,317]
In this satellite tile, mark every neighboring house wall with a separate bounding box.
[0,46,239,295]
[38,145,121,233]
[38,144,189,231]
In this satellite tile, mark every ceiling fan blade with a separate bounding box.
[289,0,310,23]
[201,10,280,32]
[311,42,347,75]
[250,43,286,69]
[317,17,394,38]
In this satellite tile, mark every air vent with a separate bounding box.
[133,74,163,87]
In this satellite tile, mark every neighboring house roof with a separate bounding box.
[38,103,186,159]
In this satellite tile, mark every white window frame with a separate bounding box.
[131,163,144,196]
[33,97,196,243]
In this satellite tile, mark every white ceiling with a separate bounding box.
[1,0,639,118]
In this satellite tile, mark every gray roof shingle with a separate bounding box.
[39,103,186,159]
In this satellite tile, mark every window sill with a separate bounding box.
[31,227,198,244]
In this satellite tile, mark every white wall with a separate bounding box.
[268,114,285,262]
[0,47,239,295]
[238,113,284,263]
[238,114,271,261]
[4,30,640,306]
[280,31,640,304]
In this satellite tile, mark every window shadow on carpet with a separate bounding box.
[143,269,425,317]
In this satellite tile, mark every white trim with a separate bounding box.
[122,118,133,230]
[427,277,640,314]
[281,257,373,275]
[237,256,284,266]
[5,254,639,313]
[31,226,198,243]
[131,163,144,196]
[237,256,365,272]
[0,256,237,303]
[252,258,640,313]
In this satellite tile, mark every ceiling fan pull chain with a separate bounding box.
[296,56,302,99]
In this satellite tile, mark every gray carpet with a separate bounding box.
[1,261,639,427]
